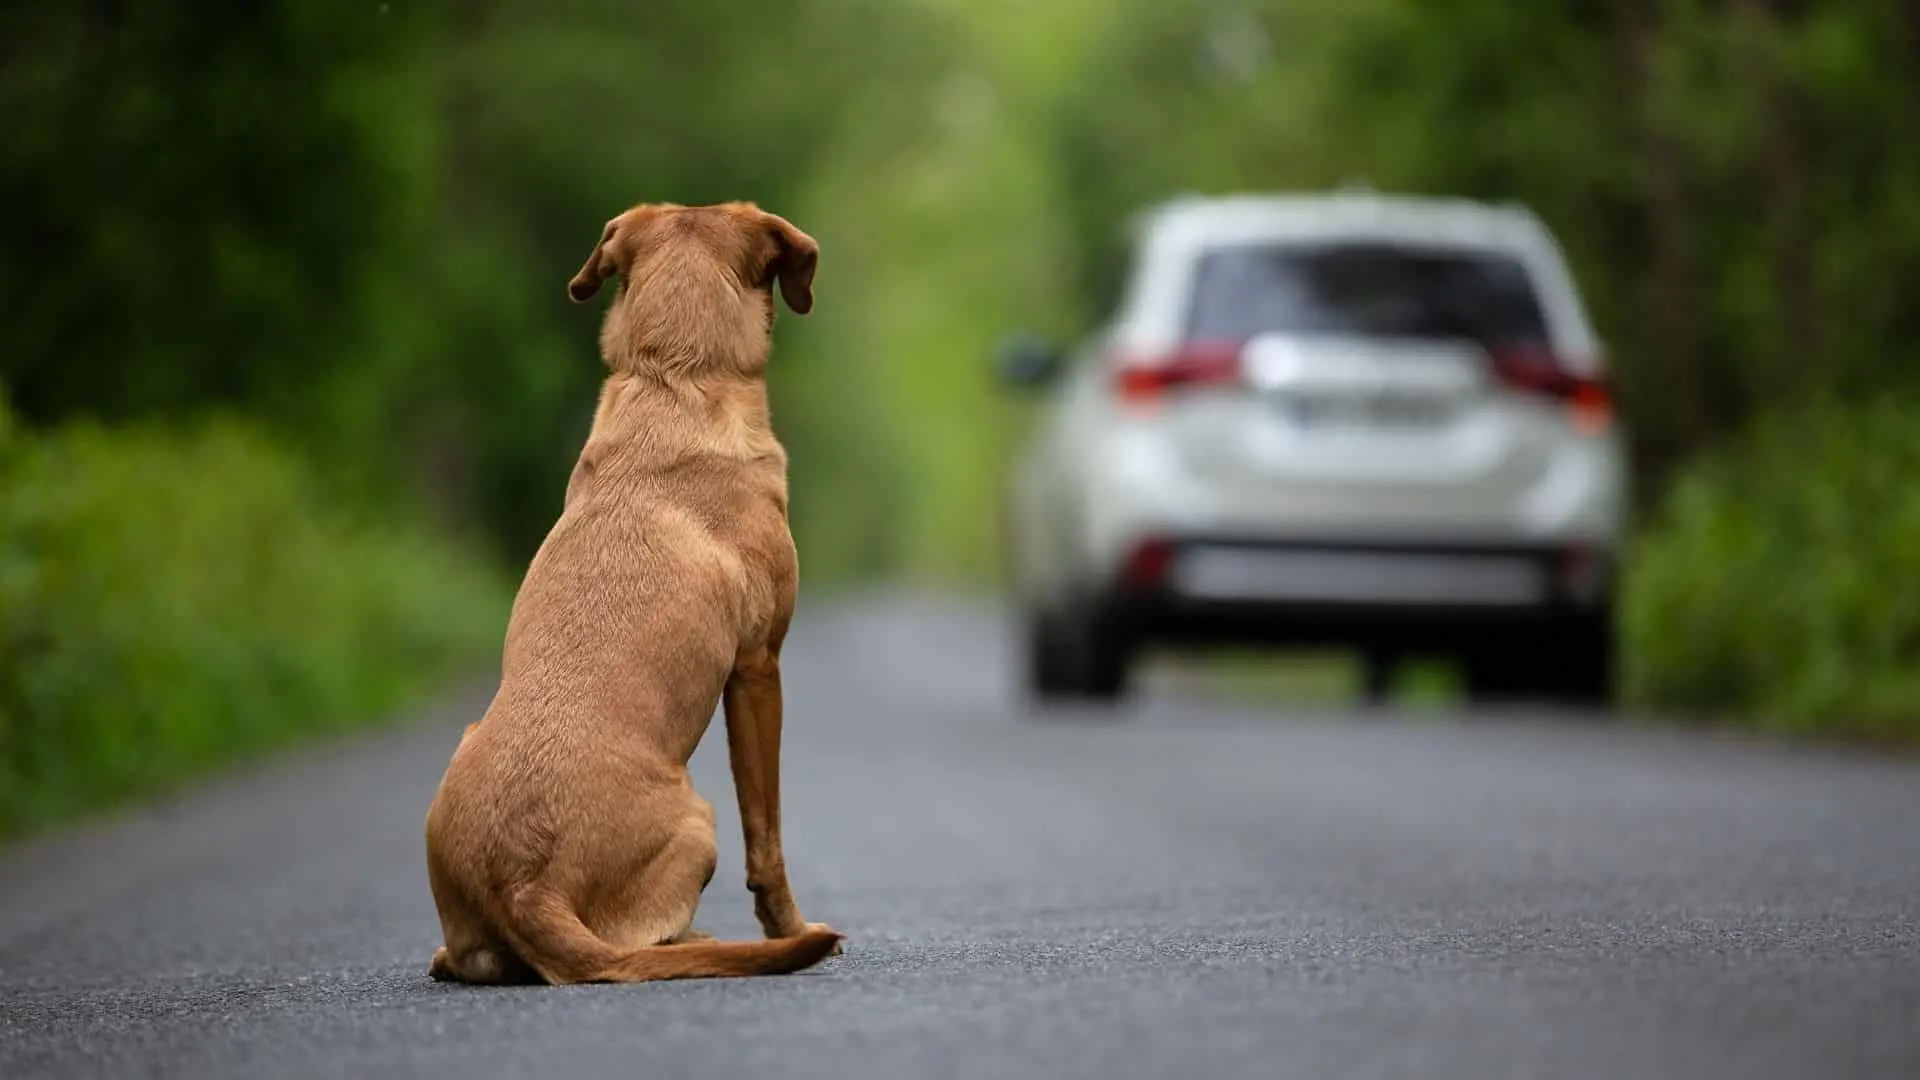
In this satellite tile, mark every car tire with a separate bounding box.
[1023,606,1075,699]
[1461,641,1533,704]
[1022,599,1131,705]
[1544,609,1615,709]
[1462,611,1614,709]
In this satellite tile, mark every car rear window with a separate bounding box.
[1185,243,1552,347]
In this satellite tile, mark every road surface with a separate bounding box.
[3,594,1917,1079]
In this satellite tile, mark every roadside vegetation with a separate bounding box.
[0,393,507,837]
[2,0,1914,836]
[1623,400,1920,743]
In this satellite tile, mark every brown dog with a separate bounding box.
[422,201,841,985]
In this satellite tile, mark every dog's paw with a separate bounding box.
[804,922,845,956]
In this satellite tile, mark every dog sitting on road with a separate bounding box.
[423,201,841,985]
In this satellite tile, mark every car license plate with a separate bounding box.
[1276,393,1450,429]
[1172,548,1547,607]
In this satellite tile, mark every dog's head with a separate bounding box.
[567,201,817,373]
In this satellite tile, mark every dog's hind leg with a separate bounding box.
[590,797,720,950]
[426,834,540,985]
[429,941,539,985]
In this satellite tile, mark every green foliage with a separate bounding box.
[0,400,508,838]
[1623,398,1920,742]
[0,3,440,462]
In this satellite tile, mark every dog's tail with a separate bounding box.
[500,887,841,985]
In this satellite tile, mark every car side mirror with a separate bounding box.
[995,331,1063,389]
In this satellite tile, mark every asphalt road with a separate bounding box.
[3,594,1917,1079]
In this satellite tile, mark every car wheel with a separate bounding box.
[1462,612,1614,709]
[1021,599,1131,705]
[1461,639,1535,704]
[1543,610,1615,709]
[1023,606,1076,699]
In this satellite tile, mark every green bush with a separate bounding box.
[1623,398,1920,743]
[0,402,509,838]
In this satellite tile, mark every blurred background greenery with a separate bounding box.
[4,0,1918,835]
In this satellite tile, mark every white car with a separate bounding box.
[998,191,1627,706]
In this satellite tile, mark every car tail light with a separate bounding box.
[1559,543,1610,603]
[1487,346,1613,434]
[1119,538,1176,589]
[1112,341,1245,404]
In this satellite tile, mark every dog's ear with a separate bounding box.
[568,219,620,303]
[760,212,818,315]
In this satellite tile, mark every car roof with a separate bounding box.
[1130,190,1552,251]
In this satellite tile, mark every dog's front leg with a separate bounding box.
[723,645,818,941]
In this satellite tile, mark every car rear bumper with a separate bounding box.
[1104,536,1610,650]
